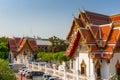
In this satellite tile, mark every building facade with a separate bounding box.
[8,37,38,64]
[36,38,52,52]
[65,10,120,79]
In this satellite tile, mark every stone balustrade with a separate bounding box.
[26,62,92,80]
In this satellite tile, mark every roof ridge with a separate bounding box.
[84,10,109,17]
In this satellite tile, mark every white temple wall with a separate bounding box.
[79,53,94,76]
[101,59,110,79]
[110,53,120,74]
[73,52,94,77]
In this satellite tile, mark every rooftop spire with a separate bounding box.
[82,6,86,12]
[78,8,82,14]
[72,13,76,19]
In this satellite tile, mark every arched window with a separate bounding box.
[116,60,120,75]
[80,60,86,76]
[95,60,101,78]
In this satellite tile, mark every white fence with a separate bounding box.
[26,62,93,80]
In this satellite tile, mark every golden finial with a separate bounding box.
[72,13,76,19]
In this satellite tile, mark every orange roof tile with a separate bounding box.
[104,45,115,52]
[108,29,120,43]
[80,28,95,43]
[17,38,27,52]
[65,10,120,59]
[100,25,112,40]
[110,14,120,22]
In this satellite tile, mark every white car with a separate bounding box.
[48,77,57,80]
[18,69,26,74]
[22,69,30,76]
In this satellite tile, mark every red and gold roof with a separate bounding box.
[65,10,120,59]
[8,37,38,53]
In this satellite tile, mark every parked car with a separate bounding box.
[43,74,51,80]
[48,77,57,80]
[25,71,44,79]
[18,69,26,74]
[25,71,32,79]
[9,63,14,69]
[22,69,30,76]
[32,71,44,76]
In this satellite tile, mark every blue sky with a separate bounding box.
[0,0,120,39]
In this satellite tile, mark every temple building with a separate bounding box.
[65,10,120,79]
[8,37,38,65]
[36,38,52,52]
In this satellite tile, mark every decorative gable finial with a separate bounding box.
[82,6,86,12]
[78,8,82,13]
[72,13,76,19]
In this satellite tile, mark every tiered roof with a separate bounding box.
[66,10,120,59]
[8,37,38,53]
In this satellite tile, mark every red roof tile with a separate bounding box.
[65,10,120,59]
[104,45,115,52]
[8,39,17,52]
[80,28,95,43]
[66,31,81,57]
[8,37,38,53]
[110,14,120,22]
[100,25,112,40]
[28,39,38,51]
[85,10,110,24]
[108,29,120,43]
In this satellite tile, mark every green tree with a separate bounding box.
[0,37,9,59]
[0,59,17,80]
[49,36,68,52]
[37,52,69,62]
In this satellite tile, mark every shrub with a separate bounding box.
[0,59,17,80]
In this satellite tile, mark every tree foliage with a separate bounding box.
[0,59,17,80]
[0,37,9,59]
[49,36,68,52]
[37,52,69,62]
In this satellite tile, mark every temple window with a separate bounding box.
[116,60,120,75]
[80,60,86,76]
[95,60,101,78]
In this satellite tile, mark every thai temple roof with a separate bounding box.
[8,37,38,53]
[66,10,120,59]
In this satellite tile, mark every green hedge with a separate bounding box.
[0,59,17,80]
[37,51,69,61]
